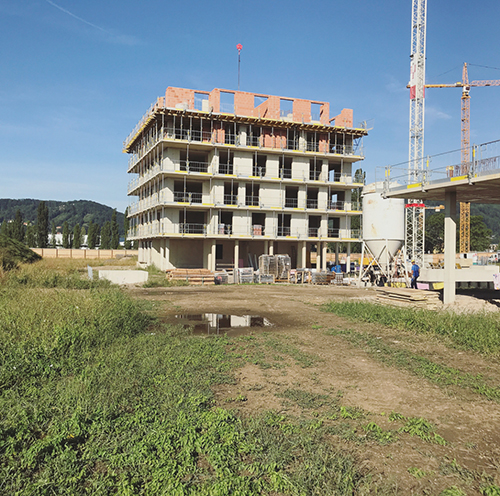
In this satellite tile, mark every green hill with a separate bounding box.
[0,234,41,270]
[0,199,125,234]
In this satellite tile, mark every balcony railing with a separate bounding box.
[245,196,260,206]
[306,199,318,209]
[218,163,234,174]
[284,198,298,208]
[224,194,238,205]
[173,191,203,203]
[277,226,291,237]
[126,224,361,240]
[327,201,361,211]
[180,161,209,173]
[179,223,206,234]
[280,169,292,179]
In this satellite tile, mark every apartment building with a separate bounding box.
[125,87,367,271]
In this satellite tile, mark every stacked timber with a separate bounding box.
[167,269,215,285]
[376,287,441,310]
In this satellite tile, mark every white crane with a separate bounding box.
[406,0,427,266]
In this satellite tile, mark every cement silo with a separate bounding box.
[362,183,405,260]
[359,183,405,284]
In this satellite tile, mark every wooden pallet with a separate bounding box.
[376,287,441,310]
[167,269,215,285]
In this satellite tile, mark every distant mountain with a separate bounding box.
[426,202,500,244]
[0,199,126,234]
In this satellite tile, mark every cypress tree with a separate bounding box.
[73,224,81,249]
[100,221,111,250]
[12,209,25,242]
[62,221,70,249]
[111,209,120,249]
[36,201,49,248]
[0,219,12,238]
[25,222,36,247]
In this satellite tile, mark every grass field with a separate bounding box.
[2,260,500,495]
[0,261,368,495]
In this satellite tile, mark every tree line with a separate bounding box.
[0,201,135,249]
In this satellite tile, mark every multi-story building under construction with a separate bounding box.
[124,87,367,271]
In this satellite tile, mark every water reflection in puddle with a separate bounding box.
[169,313,273,335]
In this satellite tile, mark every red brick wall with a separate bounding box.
[293,99,311,122]
[165,87,194,109]
[209,89,220,113]
[333,108,353,127]
[235,91,254,115]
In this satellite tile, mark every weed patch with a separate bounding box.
[323,300,500,354]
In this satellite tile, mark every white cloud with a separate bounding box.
[45,0,142,46]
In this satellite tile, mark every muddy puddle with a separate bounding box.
[164,313,273,335]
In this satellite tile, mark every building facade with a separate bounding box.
[125,87,367,271]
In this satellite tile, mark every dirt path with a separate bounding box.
[127,284,500,494]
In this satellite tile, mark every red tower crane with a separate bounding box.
[425,62,500,252]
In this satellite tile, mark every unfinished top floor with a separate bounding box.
[124,87,367,153]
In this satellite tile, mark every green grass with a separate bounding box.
[323,300,500,354]
[0,262,369,495]
[325,328,500,401]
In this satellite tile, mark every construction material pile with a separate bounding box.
[376,287,441,310]
[259,254,291,281]
[167,269,215,285]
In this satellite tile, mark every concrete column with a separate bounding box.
[234,238,240,269]
[269,240,274,255]
[301,241,307,268]
[346,243,351,274]
[322,242,327,271]
[335,243,339,265]
[316,243,321,270]
[211,240,216,272]
[264,240,269,255]
[444,190,457,304]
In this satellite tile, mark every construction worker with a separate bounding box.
[411,260,420,289]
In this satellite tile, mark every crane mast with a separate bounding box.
[407,0,427,265]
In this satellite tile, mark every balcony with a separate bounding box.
[179,223,206,234]
[180,161,209,173]
[277,226,291,237]
[328,228,340,238]
[218,224,232,235]
[308,227,320,237]
[306,199,318,209]
[174,191,203,203]
[224,194,238,205]
[218,163,234,175]
[327,201,361,212]
[245,196,260,207]
[284,198,298,208]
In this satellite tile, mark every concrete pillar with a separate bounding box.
[211,240,216,272]
[335,243,339,265]
[269,240,274,255]
[444,190,457,304]
[301,241,307,268]
[264,239,269,255]
[234,239,239,270]
[346,243,351,274]
[322,242,327,271]
[316,243,321,270]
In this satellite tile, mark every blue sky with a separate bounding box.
[1,0,500,212]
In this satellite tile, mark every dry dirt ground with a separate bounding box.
[127,284,500,495]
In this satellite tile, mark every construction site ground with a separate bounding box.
[127,284,500,494]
